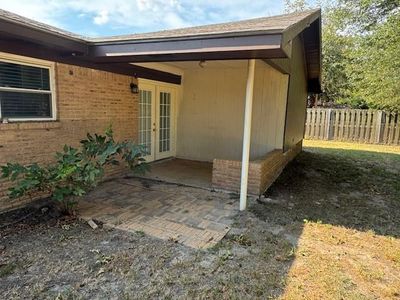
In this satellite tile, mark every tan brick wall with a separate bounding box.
[212,141,302,195]
[212,159,260,194]
[0,62,138,212]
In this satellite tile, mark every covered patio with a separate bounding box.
[123,10,321,208]
[135,57,301,205]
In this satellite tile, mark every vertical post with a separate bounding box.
[375,110,383,144]
[240,59,256,211]
[325,109,332,140]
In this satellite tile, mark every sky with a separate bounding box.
[0,0,294,37]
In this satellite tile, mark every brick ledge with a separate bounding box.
[0,121,61,131]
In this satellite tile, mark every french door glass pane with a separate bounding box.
[139,90,152,155]
[159,92,171,153]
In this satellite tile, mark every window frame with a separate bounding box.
[0,52,57,122]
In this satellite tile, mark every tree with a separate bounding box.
[321,5,357,105]
[343,1,400,111]
[287,0,400,111]
[284,0,311,12]
[285,1,356,105]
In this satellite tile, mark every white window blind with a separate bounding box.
[0,60,53,120]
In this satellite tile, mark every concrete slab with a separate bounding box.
[138,158,213,189]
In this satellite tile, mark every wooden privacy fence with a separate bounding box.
[304,108,400,145]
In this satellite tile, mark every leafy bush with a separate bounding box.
[1,126,149,214]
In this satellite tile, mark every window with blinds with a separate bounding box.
[0,59,54,120]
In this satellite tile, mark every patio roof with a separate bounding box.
[0,8,321,90]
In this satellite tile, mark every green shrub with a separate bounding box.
[1,126,149,214]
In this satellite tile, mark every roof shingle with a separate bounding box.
[0,8,320,43]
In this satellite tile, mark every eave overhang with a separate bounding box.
[0,9,322,91]
[88,33,286,63]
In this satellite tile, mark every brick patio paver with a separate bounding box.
[78,178,237,249]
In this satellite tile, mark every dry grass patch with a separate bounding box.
[303,139,400,155]
[281,223,400,300]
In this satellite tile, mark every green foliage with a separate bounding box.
[348,12,400,111]
[334,0,399,33]
[326,0,400,111]
[286,0,400,111]
[1,126,148,214]
[321,7,356,104]
[284,0,311,12]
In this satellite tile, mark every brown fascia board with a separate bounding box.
[88,33,286,63]
[0,18,87,54]
[280,9,321,58]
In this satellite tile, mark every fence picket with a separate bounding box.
[310,109,316,138]
[394,115,400,145]
[305,108,312,138]
[348,110,354,141]
[304,108,399,145]
[383,112,390,144]
[388,113,396,144]
[359,111,366,142]
[354,110,360,141]
[320,109,326,139]
[366,111,373,143]
[368,111,374,143]
[315,109,321,139]
[334,110,340,140]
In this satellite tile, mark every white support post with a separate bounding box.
[239,59,256,211]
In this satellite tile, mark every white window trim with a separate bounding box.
[0,52,57,122]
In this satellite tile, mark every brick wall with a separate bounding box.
[0,62,138,212]
[212,141,302,195]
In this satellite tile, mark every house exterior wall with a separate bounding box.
[283,36,308,151]
[251,60,289,158]
[176,60,288,162]
[176,66,246,161]
[0,58,138,211]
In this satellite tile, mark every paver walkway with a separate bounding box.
[78,177,238,248]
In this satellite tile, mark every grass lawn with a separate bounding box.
[1,140,399,299]
[278,140,400,299]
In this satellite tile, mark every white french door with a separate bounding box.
[138,80,176,162]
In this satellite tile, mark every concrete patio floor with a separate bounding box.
[138,158,213,189]
[78,177,238,249]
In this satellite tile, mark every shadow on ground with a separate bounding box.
[254,147,400,238]
[247,146,400,298]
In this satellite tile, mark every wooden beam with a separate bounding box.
[263,58,291,74]
[0,38,181,84]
